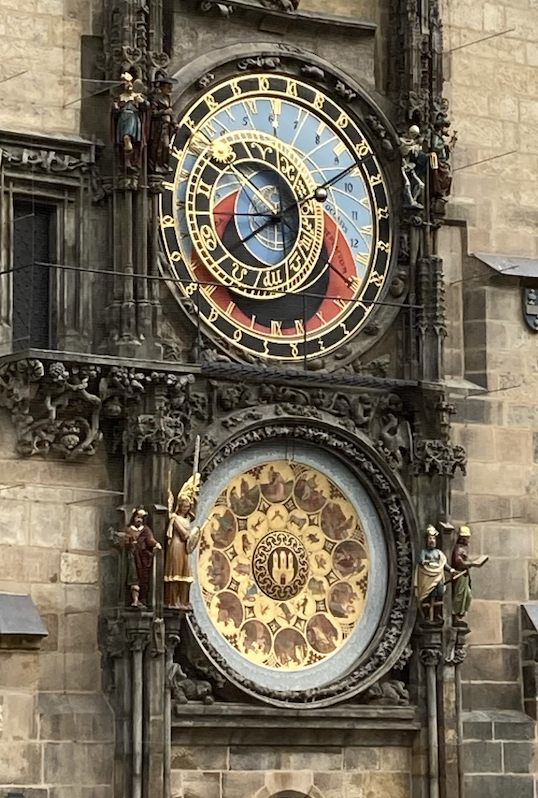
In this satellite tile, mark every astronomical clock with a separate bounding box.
[159,50,413,707]
[160,68,396,365]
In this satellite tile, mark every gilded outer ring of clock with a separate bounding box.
[160,73,393,361]
[185,130,325,299]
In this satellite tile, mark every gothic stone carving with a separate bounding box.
[0,358,200,459]
[213,382,414,473]
[412,438,467,477]
[167,662,216,706]
[359,679,410,706]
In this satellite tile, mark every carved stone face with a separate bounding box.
[426,534,437,549]
[133,513,145,528]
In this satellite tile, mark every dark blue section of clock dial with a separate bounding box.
[233,168,299,266]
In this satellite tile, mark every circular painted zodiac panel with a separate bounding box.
[198,460,369,671]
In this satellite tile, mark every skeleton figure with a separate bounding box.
[399,125,425,209]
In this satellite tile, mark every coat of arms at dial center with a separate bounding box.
[198,460,370,671]
[253,531,310,601]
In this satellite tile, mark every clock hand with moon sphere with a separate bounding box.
[159,73,392,361]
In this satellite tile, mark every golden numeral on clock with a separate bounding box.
[200,225,217,251]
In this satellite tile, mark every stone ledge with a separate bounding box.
[197,0,377,35]
[172,703,420,731]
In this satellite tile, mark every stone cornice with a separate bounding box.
[198,0,377,34]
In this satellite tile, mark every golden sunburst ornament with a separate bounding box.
[211,139,234,163]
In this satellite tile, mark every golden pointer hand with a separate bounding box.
[190,130,279,217]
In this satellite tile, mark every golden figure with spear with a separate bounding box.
[164,436,202,609]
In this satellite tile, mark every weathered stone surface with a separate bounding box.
[3,692,37,741]
[68,506,101,552]
[64,653,101,691]
[463,774,534,798]
[462,683,522,712]
[0,652,40,689]
[472,558,527,602]
[222,771,266,798]
[60,553,99,584]
[363,771,410,798]
[343,746,381,771]
[63,612,97,653]
[380,747,411,772]
[461,647,520,682]
[229,746,280,770]
[43,741,113,784]
[502,742,536,773]
[462,741,502,773]
[282,748,342,770]
[29,503,67,549]
[494,716,536,742]
[0,741,42,783]
[171,745,228,771]
[0,501,29,545]
[38,694,113,743]
[467,601,502,646]
[501,604,521,645]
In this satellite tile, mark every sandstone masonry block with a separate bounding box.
[60,553,99,584]
[467,601,502,646]
[171,745,228,771]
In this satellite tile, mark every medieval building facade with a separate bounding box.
[0,1,537,797]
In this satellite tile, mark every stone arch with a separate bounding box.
[254,787,325,798]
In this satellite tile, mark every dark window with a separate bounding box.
[13,201,52,350]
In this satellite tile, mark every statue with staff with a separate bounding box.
[164,436,203,609]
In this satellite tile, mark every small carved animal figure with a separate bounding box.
[362,679,409,706]
[168,663,215,705]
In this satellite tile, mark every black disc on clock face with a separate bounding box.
[160,73,393,361]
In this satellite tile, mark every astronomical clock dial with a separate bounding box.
[189,444,389,698]
[198,459,369,672]
[160,73,393,361]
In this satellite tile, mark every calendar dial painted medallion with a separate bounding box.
[160,73,393,361]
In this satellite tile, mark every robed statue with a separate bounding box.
[111,71,149,169]
[451,525,488,625]
[164,473,202,609]
[415,525,454,621]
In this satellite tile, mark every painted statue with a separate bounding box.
[415,525,454,621]
[430,113,457,201]
[164,474,201,609]
[148,70,178,174]
[399,124,425,209]
[112,72,149,168]
[121,508,161,608]
[451,525,488,624]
